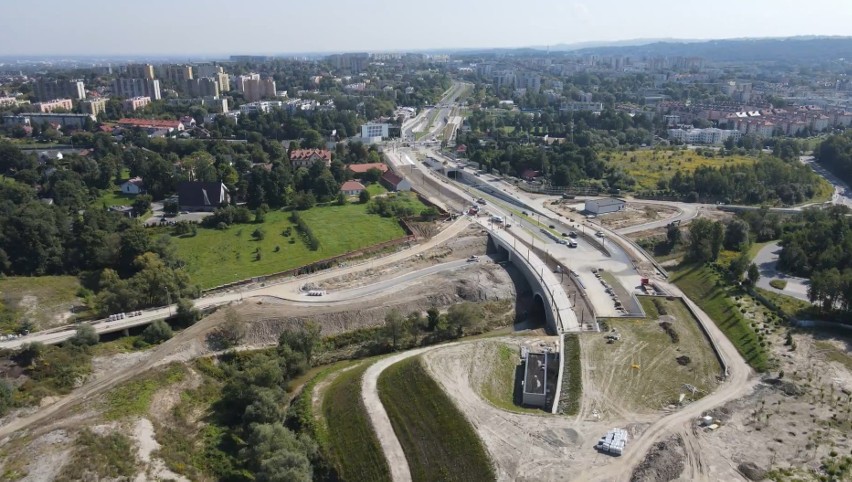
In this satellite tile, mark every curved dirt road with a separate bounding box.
[362,346,444,482]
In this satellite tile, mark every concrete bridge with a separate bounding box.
[487,228,579,334]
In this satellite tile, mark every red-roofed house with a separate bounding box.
[380,171,412,192]
[340,180,366,196]
[117,118,185,132]
[346,162,388,177]
[289,149,332,168]
[521,169,541,181]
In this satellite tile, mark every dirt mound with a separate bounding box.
[659,321,680,343]
[737,462,767,481]
[631,434,686,482]
[675,355,691,366]
[761,377,803,396]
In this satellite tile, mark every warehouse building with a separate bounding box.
[584,197,626,215]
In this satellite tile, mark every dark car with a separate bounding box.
[549,224,555,229]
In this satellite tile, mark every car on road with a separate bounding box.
[595,231,605,237]
[467,255,479,262]
[561,232,568,237]
[568,241,578,248]
[569,231,578,238]
[548,224,555,229]
[522,210,528,215]
[556,239,568,245]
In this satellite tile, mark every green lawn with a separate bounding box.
[560,334,582,416]
[0,275,82,331]
[172,202,415,289]
[754,287,812,320]
[605,149,757,191]
[378,356,495,482]
[477,342,542,414]
[93,189,136,208]
[320,361,391,482]
[671,264,769,372]
[366,183,388,196]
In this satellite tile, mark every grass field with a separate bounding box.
[477,342,542,414]
[93,189,135,208]
[320,361,391,482]
[560,334,582,416]
[604,149,757,191]
[754,287,812,319]
[172,199,421,289]
[378,356,495,482]
[672,264,769,372]
[590,297,721,412]
[0,275,81,331]
[103,363,186,420]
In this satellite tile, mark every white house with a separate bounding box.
[585,197,626,215]
[120,177,145,195]
[340,180,366,196]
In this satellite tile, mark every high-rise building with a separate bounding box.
[126,63,155,79]
[187,77,220,98]
[34,79,86,101]
[236,74,276,102]
[195,64,223,78]
[326,53,370,73]
[113,78,161,100]
[159,64,193,85]
[216,72,230,92]
[80,98,108,116]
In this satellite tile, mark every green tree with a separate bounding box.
[336,191,347,205]
[174,298,200,326]
[426,307,442,331]
[70,324,99,346]
[240,422,315,482]
[383,309,411,351]
[724,219,751,251]
[666,223,682,247]
[141,320,173,344]
[446,302,483,336]
[359,189,371,204]
[747,263,760,286]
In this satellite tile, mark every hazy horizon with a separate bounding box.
[1,0,851,56]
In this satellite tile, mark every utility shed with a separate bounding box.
[522,351,548,407]
[585,197,626,215]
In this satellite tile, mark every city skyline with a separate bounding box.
[1,0,851,56]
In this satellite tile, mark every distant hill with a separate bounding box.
[567,37,852,62]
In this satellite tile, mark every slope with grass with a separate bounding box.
[378,356,495,482]
[671,264,769,372]
[172,200,421,289]
[476,342,542,414]
[319,361,391,482]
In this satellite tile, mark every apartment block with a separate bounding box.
[236,74,276,102]
[34,79,86,101]
[125,63,155,79]
[33,98,74,113]
[113,78,161,100]
[123,96,151,111]
[80,98,108,116]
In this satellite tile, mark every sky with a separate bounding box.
[2,0,852,57]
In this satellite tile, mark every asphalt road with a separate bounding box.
[753,241,811,302]
[0,218,474,350]
[799,155,852,208]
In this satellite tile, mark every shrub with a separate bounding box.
[141,320,173,345]
[290,211,320,251]
[70,324,99,346]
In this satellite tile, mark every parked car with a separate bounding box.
[549,224,555,229]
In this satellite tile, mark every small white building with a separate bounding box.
[585,198,626,215]
[340,180,365,196]
[120,177,145,195]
